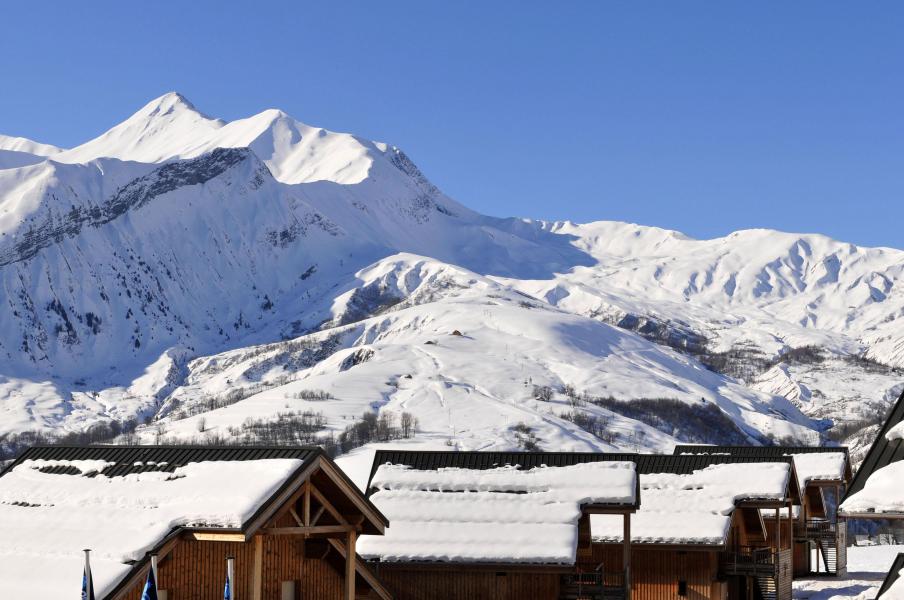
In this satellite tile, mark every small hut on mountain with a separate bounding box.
[840,388,904,520]
[0,445,391,600]
[358,451,639,600]
[674,444,852,576]
[590,454,801,600]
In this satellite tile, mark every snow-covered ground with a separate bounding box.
[1,93,902,460]
[794,545,904,600]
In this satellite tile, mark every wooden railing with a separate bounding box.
[561,571,626,600]
[793,519,837,541]
[721,546,778,577]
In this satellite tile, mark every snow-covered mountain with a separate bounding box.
[0,134,62,170]
[0,93,900,464]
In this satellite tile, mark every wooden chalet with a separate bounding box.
[840,388,904,520]
[0,445,392,599]
[675,445,852,576]
[591,454,802,600]
[877,552,904,599]
[359,450,640,600]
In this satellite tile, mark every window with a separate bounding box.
[281,580,296,600]
[678,580,688,597]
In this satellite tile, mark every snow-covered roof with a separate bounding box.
[840,461,904,517]
[592,462,791,546]
[672,445,849,492]
[358,461,637,564]
[789,452,847,487]
[0,449,318,598]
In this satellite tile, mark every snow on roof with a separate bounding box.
[358,461,636,564]
[790,452,846,487]
[840,461,904,516]
[887,421,904,443]
[592,462,791,546]
[0,458,304,597]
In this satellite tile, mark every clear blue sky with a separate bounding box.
[2,2,902,248]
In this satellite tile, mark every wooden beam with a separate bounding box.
[326,538,394,600]
[252,534,263,600]
[309,482,348,525]
[346,530,356,600]
[304,482,311,526]
[319,459,388,532]
[264,525,356,536]
[775,508,781,550]
[289,507,304,528]
[311,505,327,526]
[188,532,246,542]
[623,513,632,600]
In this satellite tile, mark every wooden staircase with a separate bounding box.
[754,573,778,600]
[795,519,846,575]
[723,547,792,600]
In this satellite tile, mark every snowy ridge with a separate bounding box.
[0,93,901,460]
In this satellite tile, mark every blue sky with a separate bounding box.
[2,2,902,248]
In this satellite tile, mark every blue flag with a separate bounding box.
[141,565,158,600]
[223,572,231,600]
[224,557,234,600]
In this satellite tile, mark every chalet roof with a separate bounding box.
[0,444,321,477]
[591,456,796,547]
[840,388,904,517]
[360,451,637,565]
[673,444,852,489]
[878,552,904,599]
[366,450,800,491]
[0,445,385,599]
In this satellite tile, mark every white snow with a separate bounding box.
[887,421,904,442]
[591,462,791,545]
[358,461,636,564]
[0,458,303,597]
[0,92,902,468]
[53,92,382,185]
[791,452,847,487]
[794,544,904,600]
[840,462,904,516]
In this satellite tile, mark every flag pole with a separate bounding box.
[82,548,95,600]
[225,555,235,600]
[150,553,159,594]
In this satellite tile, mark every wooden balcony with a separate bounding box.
[560,571,626,600]
[793,519,837,541]
[721,546,779,577]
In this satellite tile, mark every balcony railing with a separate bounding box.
[722,546,778,577]
[561,571,626,600]
[793,519,837,541]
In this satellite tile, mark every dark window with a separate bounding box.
[678,580,688,596]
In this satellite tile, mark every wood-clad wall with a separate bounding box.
[592,545,725,600]
[122,536,345,600]
[374,567,560,600]
[762,512,794,551]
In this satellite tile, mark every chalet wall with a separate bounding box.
[762,513,794,551]
[373,566,560,600]
[593,545,725,600]
[122,536,344,600]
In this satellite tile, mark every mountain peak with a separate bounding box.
[140,91,199,117]
[52,93,225,165]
